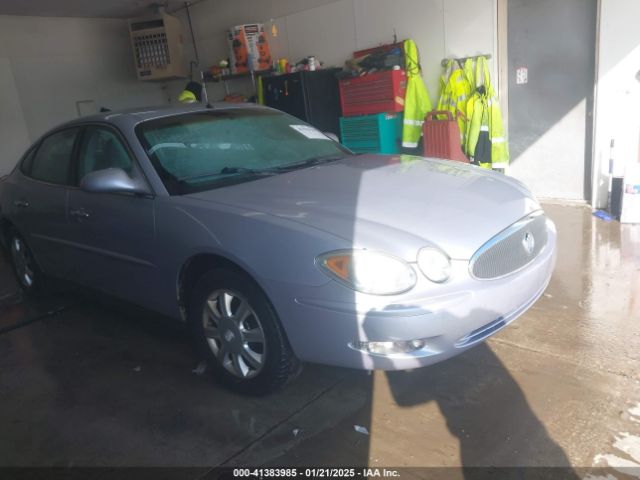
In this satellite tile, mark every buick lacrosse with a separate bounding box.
[0,105,556,394]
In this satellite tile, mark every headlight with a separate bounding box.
[417,247,451,283]
[316,249,417,295]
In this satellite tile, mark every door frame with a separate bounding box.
[497,0,509,141]
[590,0,604,208]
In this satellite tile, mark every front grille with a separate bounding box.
[470,212,548,279]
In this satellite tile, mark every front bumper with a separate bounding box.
[264,223,557,371]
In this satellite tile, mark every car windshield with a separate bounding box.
[136,108,351,195]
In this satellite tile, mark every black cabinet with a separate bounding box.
[262,68,342,135]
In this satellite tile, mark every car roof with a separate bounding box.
[53,102,268,132]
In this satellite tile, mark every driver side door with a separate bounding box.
[65,125,158,307]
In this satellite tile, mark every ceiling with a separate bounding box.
[0,0,190,19]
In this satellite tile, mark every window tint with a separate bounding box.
[29,128,79,185]
[77,127,134,183]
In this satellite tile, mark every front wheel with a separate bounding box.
[189,268,298,395]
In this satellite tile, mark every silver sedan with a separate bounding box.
[0,105,556,394]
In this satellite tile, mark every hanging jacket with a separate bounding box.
[464,56,509,168]
[436,59,473,145]
[482,57,508,167]
[463,58,475,90]
[470,95,492,167]
[480,57,509,168]
[450,63,472,144]
[436,60,454,114]
[402,39,432,148]
[465,86,487,166]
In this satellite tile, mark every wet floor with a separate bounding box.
[0,204,639,477]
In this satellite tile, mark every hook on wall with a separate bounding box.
[441,53,492,68]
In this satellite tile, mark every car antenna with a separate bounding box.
[199,70,213,109]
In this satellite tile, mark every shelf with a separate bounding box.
[203,69,274,83]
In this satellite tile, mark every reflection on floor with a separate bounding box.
[0,204,639,477]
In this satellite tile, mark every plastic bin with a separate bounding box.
[340,113,402,154]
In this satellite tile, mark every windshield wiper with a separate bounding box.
[178,166,275,182]
[177,157,343,182]
[219,166,270,175]
[272,155,344,172]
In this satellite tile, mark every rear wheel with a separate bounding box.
[8,230,41,295]
[189,268,297,395]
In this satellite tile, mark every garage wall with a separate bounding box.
[0,57,30,175]
[0,1,499,175]
[0,15,167,174]
[591,0,640,209]
[175,0,498,105]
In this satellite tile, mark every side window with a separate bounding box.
[77,127,134,183]
[29,128,80,185]
[19,146,38,176]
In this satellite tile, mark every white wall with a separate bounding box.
[0,15,167,174]
[592,0,640,208]
[176,0,498,105]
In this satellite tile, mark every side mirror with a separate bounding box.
[80,168,150,196]
[324,132,339,143]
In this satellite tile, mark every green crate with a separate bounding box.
[340,113,402,154]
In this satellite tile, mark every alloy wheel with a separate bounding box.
[202,289,266,379]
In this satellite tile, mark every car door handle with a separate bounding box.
[13,199,29,208]
[70,208,90,219]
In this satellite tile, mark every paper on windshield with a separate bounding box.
[289,125,330,140]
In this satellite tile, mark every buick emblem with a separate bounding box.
[522,232,535,255]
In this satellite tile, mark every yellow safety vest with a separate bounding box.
[436,60,454,113]
[402,39,432,148]
[464,57,509,168]
[436,60,472,145]
[465,92,483,163]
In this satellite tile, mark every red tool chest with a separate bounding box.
[339,69,407,117]
[423,110,469,163]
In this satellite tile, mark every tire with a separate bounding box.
[7,229,42,296]
[188,268,298,395]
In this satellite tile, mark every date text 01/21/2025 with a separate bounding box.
[232,468,401,478]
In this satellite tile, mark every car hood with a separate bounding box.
[186,155,541,260]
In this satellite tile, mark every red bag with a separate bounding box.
[423,110,469,163]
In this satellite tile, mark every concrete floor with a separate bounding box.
[0,204,639,477]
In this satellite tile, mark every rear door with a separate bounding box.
[65,125,157,306]
[8,127,81,276]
